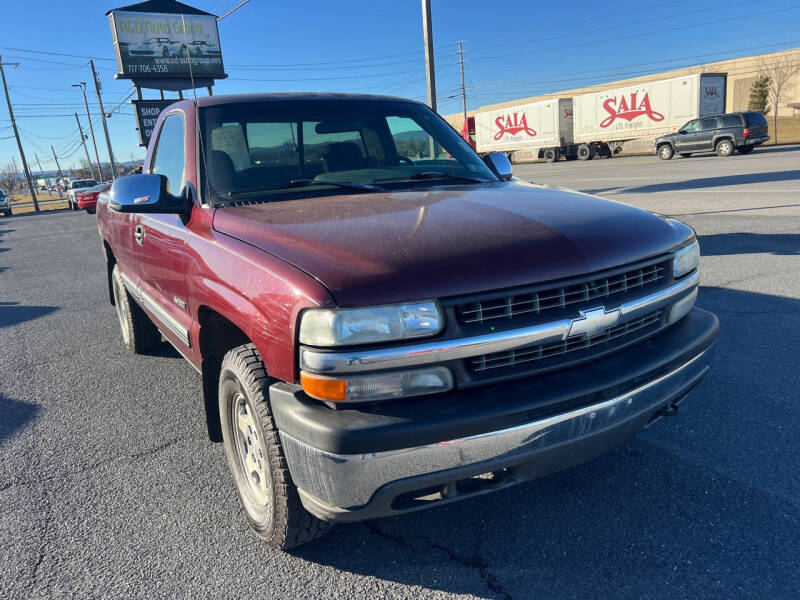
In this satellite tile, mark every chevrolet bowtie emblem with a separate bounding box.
[567,307,621,339]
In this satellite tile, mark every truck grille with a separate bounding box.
[469,310,663,373]
[457,261,666,326]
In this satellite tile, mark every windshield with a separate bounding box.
[198,98,497,202]
[72,180,97,189]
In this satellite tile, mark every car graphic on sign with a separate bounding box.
[128,37,185,58]
[187,40,221,57]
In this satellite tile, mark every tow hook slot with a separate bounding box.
[659,403,680,417]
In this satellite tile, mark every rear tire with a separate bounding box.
[219,344,333,550]
[737,145,754,154]
[543,148,559,163]
[715,138,734,157]
[657,144,674,160]
[577,144,594,161]
[111,265,162,354]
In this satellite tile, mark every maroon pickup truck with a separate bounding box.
[96,93,717,549]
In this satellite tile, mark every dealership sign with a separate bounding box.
[109,10,225,80]
[132,99,176,147]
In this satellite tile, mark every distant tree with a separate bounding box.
[757,55,800,144]
[748,75,770,114]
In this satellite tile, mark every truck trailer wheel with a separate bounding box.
[543,148,559,163]
[657,144,674,160]
[577,144,594,160]
[219,343,333,550]
[111,265,162,353]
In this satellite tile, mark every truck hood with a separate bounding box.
[212,181,692,307]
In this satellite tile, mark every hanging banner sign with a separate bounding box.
[132,99,176,147]
[109,10,226,80]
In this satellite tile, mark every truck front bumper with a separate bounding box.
[270,307,718,522]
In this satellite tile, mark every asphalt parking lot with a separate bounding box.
[1,145,799,599]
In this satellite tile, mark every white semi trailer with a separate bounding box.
[571,73,727,160]
[473,98,575,162]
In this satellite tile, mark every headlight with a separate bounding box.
[673,240,700,278]
[299,301,443,347]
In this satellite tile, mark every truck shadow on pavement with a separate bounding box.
[291,285,800,598]
[699,232,800,256]
[611,169,800,194]
[0,301,59,328]
[0,394,39,445]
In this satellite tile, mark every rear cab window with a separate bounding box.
[721,115,743,128]
[744,112,767,127]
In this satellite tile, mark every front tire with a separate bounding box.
[657,144,674,160]
[716,138,734,157]
[111,265,161,353]
[219,344,333,550]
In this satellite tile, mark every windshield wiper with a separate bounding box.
[226,179,383,199]
[283,179,383,192]
[378,171,489,184]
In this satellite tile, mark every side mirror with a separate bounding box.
[109,174,186,214]
[678,129,687,134]
[483,152,513,180]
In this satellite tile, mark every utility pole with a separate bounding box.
[421,0,436,112]
[73,82,103,180]
[34,153,48,197]
[458,40,468,138]
[51,145,65,198]
[90,60,117,180]
[74,113,97,180]
[0,55,39,211]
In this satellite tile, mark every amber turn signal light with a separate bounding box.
[300,372,347,402]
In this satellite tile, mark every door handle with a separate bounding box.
[134,224,144,246]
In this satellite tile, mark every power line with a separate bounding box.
[0,46,116,62]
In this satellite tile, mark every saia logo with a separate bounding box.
[494,112,537,140]
[599,92,664,128]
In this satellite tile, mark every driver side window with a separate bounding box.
[386,116,448,160]
[683,120,699,133]
[151,114,186,194]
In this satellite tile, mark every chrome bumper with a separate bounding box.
[281,343,714,517]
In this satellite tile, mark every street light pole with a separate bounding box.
[0,55,39,211]
[74,113,97,181]
[73,82,103,180]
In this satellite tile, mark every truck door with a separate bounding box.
[697,117,719,152]
[673,119,699,152]
[130,112,193,350]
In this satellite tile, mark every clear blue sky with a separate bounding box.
[1,0,799,173]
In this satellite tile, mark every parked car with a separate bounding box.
[96,93,718,550]
[654,111,769,159]
[128,37,183,58]
[77,183,110,214]
[0,190,10,217]
[67,179,98,210]
[187,40,221,57]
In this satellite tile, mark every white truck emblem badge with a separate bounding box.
[567,307,621,339]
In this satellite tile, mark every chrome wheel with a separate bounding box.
[658,145,673,160]
[233,393,269,506]
[112,275,131,346]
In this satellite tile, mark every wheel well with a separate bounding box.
[715,136,733,146]
[197,306,252,442]
[104,240,116,305]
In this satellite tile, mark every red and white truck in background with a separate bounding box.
[463,73,727,163]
